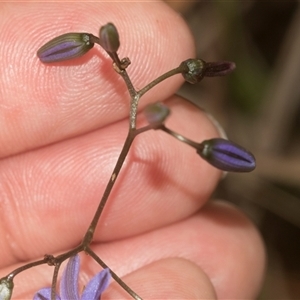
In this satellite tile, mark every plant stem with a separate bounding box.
[82,131,135,246]
[86,247,143,300]
[3,258,48,281]
[51,264,61,300]
[138,66,183,97]
[115,66,139,130]
[159,124,200,148]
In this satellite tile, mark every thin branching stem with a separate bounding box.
[82,130,135,246]
[0,19,245,300]
[86,247,143,300]
[116,68,139,130]
[3,258,48,282]
[51,263,61,300]
[4,27,207,300]
[135,123,159,135]
[138,66,184,97]
[81,51,141,244]
[159,124,200,149]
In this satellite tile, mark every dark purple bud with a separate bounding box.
[197,138,256,172]
[144,102,170,124]
[204,61,236,77]
[99,23,120,53]
[37,33,94,63]
[180,59,236,84]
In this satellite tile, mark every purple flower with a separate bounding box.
[197,138,256,172]
[37,33,94,63]
[33,255,110,300]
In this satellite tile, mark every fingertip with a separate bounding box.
[203,200,266,299]
[104,258,217,300]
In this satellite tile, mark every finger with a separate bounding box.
[91,201,265,299]
[1,202,264,299]
[0,96,221,265]
[0,2,195,157]
[104,258,217,299]
[3,258,216,300]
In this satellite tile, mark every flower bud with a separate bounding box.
[180,59,236,84]
[144,102,170,124]
[180,59,206,84]
[99,23,120,53]
[0,278,13,300]
[197,138,256,172]
[204,61,236,77]
[37,32,94,63]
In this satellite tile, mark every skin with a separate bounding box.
[0,2,265,299]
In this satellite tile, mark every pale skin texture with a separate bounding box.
[0,2,265,299]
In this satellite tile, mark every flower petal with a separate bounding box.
[60,255,80,300]
[81,269,111,300]
[33,287,60,300]
[203,61,236,77]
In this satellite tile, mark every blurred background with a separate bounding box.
[165,1,300,299]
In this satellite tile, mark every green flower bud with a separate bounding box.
[37,33,94,63]
[180,59,206,84]
[0,278,13,300]
[99,23,120,53]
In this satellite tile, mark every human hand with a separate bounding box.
[0,2,265,299]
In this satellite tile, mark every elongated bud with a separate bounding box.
[204,61,236,77]
[144,102,170,124]
[197,138,256,172]
[180,59,236,84]
[37,33,94,63]
[99,23,120,53]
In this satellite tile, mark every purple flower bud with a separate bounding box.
[144,102,170,124]
[99,23,120,53]
[204,61,236,77]
[197,138,256,172]
[37,33,94,63]
[180,59,236,84]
